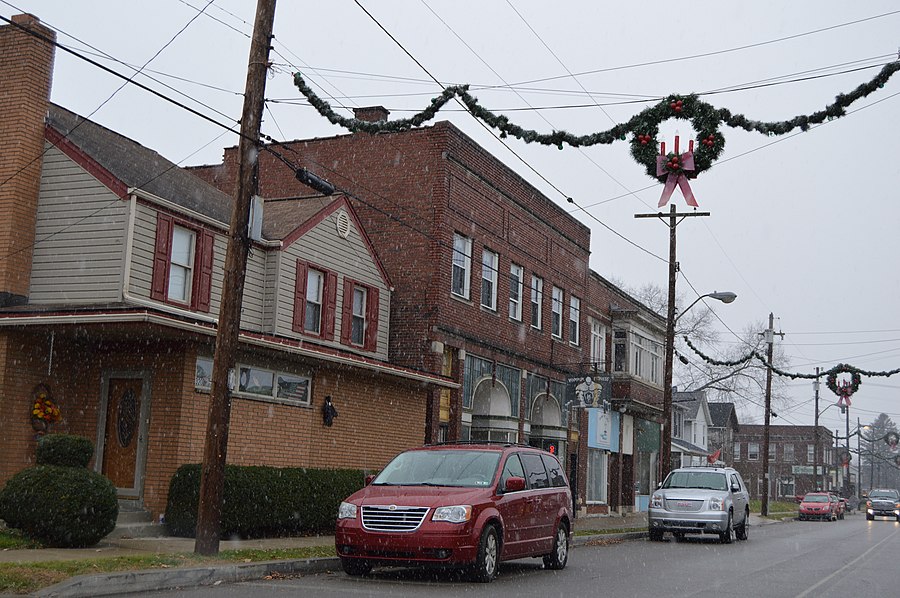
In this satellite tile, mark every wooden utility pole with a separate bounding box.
[760,312,782,517]
[813,367,820,491]
[635,203,709,483]
[195,0,277,556]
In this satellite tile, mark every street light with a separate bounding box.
[661,290,737,481]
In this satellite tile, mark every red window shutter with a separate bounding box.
[292,260,308,333]
[192,230,215,312]
[340,277,354,345]
[323,271,338,339]
[150,214,173,301]
[364,287,380,351]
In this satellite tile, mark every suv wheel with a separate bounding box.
[648,529,664,542]
[719,513,734,544]
[543,521,569,569]
[340,557,372,576]
[735,509,749,541]
[866,513,874,521]
[471,525,500,583]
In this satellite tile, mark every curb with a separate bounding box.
[32,557,341,598]
[572,530,648,546]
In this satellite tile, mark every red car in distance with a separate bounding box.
[798,492,839,521]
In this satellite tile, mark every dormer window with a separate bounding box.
[151,213,214,312]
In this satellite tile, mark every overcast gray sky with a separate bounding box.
[5,0,899,437]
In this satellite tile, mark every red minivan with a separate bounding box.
[335,442,573,582]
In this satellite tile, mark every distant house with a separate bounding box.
[671,389,712,468]
[0,14,452,521]
[708,402,740,465]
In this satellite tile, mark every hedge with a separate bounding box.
[35,434,94,468]
[165,464,365,538]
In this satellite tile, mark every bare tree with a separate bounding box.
[619,281,790,422]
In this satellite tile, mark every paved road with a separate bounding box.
[130,517,900,598]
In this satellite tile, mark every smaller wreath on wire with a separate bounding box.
[825,364,862,398]
[628,94,727,179]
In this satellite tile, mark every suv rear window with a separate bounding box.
[663,471,728,490]
[372,450,501,487]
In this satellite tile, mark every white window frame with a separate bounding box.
[673,409,684,439]
[748,442,760,461]
[451,233,472,299]
[531,275,543,330]
[784,443,794,463]
[551,286,563,339]
[168,225,196,303]
[734,442,741,461]
[589,319,605,366]
[569,295,580,346]
[304,268,325,334]
[628,329,663,385]
[481,248,498,310]
[350,285,367,346]
[807,444,815,464]
[509,263,524,321]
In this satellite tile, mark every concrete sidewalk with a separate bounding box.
[0,512,780,597]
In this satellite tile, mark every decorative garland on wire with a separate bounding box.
[682,336,900,381]
[293,61,900,181]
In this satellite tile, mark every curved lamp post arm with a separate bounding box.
[674,291,737,324]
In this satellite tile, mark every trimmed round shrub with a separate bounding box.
[0,465,118,547]
[36,434,94,468]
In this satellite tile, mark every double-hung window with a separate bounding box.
[340,278,380,351]
[305,269,325,334]
[590,319,605,366]
[451,233,472,299]
[748,443,760,461]
[151,213,214,312]
[481,248,498,310]
[530,275,543,329]
[293,260,337,339]
[551,286,563,338]
[569,295,580,345]
[509,263,523,320]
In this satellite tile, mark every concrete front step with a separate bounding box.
[109,505,168,539]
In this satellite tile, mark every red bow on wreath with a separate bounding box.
[656,151,698,208]
[836,382,853,407]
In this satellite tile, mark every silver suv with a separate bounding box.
[648,466,750,543]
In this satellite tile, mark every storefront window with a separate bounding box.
[587,448,608,503]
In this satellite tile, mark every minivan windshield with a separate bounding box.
[662,471,728,491]
[373,450,502,488]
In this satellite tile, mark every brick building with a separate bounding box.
[732,425,836,500]
[0,14,452,521]
[191,108,666,514]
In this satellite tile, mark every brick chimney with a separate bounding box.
[0,14,55,306]
[353,106,390,123]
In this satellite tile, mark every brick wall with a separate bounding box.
[0,15,55,305]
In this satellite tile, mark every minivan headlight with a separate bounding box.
[709,497,725,511]
[338,501,358,519]
[650,493,664,509]
[432,505,472,523]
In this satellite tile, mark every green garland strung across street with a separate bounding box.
[682,336,900,381]
[293,61,900,180]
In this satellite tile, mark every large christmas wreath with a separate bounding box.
[629,94,725,179]
[825,364,861,398]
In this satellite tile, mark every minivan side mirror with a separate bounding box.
[365,474,377,486]
[731,483,740,492]
[504,476,526,492]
